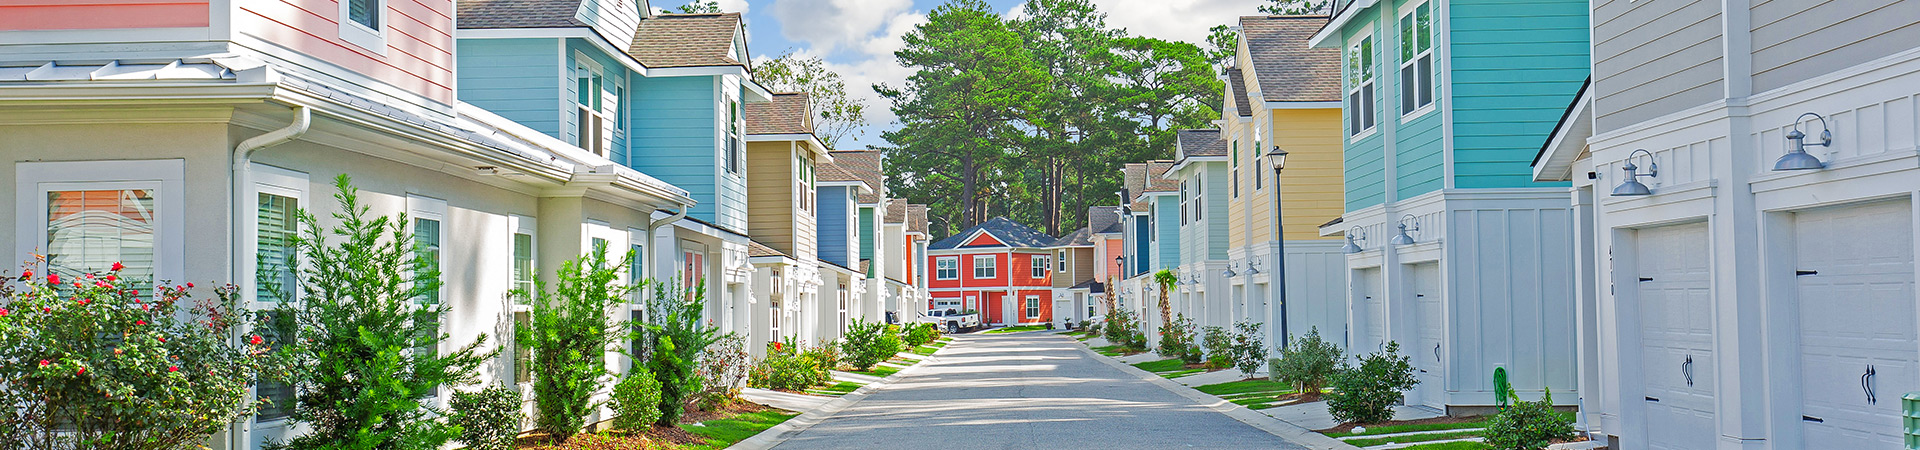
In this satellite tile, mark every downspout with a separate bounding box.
[647,202,692,283]
[229,104,310,450]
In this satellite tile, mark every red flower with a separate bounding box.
[156,337,165,343]
[104,275,115,282]
[20,269,31,279]
[95,281,108,288]
[0,308,8,317]
[75,367,84,375]
[38,360,49,367]
[47,274,58,285]
[249,335,264,346]
[168,366,178,372]
[77,299,89,306]
[111,262,124,272]
[185,283,193,288]
[135,320,146,326]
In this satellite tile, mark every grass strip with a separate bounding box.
[1195,379,1293,396]
[1163,369,1205,378]
[910,345,939,356]
[1091,345,1126,356]
[848,365,901,378]
[805,381,865,397]
[1324,420,1489,438]
[983,325,1049,334]
[1131,359,1186,373]
[1397,441,1490,450]
[1342,431,1484,448]
[676,410,799,450]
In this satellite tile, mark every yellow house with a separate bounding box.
[1220,15,1347,351]
[744,92,833,355]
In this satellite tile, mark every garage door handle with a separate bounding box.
[1803,415,1824,423]
[1434,343,1442,363]
[1644,396,1660,402]
[1862,365,1877,405]
[1638,277,1654,282]
[1796,270,1818,276]
[1682,355,1694,387]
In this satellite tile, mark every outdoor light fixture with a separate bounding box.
[1343,226,1366,253]
[1245,260,1261,275]
[1267,146,1289,171]
[1774,112,1833,171]
[1389,214,1419,246]
[1611,148,1657,196]
[1222,263,1238,278]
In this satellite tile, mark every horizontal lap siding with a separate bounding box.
[746,141,795,254]
[1449,0,1586,189]
[575,0,641,51]
[1750,0,1920,94]
[1342,18,1387,212]
[816,187,854,266]
[238,0,456,104]
[566,39,633,165]
[629,75,720,222]
[1206,167,1230,260]
[1153,197,1180,271]
[1346,132,1387,211]
[456,39,561,137]
[1273,109,1345,241]
[0,1,209,30]
[1395,113,1442,198]
[1591,0,1722,133]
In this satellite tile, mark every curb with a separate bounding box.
[1070,337,1361,450]
[729,338,953,450]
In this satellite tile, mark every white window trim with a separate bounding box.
[406,194,448,398]
[1025,295,1041,319]
[972,255,996,279]
[936,256,959,280]
[338,0,388,55]
[247,165,310,309]
[1346,30,1379,141]
[1397,0,1437,122]
[1032,255,1048,278]
[15,159,185,287]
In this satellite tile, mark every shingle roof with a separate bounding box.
[748,239,787,258]
[1088,206,1123,235]
[1124,163,1148,210]
[907,204,929,234]
[884,199,907,223]
[629,13,743,68]
[822,150,883,203]
[747,92,812,135]
[1226,66,1253,117]
[1146,161,1179,192]
[1241,15,1341,102]
[456,0,585,29]
[1050,227,1093,247]
[1177,129,1228,159]
[930,217,1057,250]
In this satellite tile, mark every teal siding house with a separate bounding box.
[456,0,772,349]
[1310,0,1585,410]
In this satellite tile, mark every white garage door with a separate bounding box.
[1408,262,1445,409]
[1635,222,1716,450]
[1355,268,1385,355]
[1796,199,1916,449]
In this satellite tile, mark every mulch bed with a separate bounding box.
[514,401,771,449]
[1314,414,1486,435]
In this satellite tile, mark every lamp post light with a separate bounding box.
[1267,146,1291,349]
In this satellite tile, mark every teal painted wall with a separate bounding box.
[860,207,875,275]
[1152,196,1180,271]
[1396,112,1443,199]
[456,38,561,137]
[1448,0,1585,189]
[1340,17,1388,212]
[629,75,722,224]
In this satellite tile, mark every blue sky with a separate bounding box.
[657,0,1266,150]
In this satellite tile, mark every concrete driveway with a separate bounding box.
[769,332,1306,449]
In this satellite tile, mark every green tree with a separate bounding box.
[1260,0,1330,15]
[280,175,491,450]
[1205,24,1238,67]
[640,279,724,425]
[517,246,635,442]
[752,52,869,147]
[674,0,721,13]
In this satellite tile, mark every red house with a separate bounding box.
[928,217,1059,326]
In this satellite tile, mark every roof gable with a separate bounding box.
[929,216,1056,250]
[965,233,1004,247]
[747,92,813,135]
[1240,15,1341,103]
[629,13,745,68]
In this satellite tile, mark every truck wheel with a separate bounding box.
[947,322,958,334]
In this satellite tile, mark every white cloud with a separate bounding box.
[714,0,751,14]
[1091,0,1265,45]
[769,0,915,55]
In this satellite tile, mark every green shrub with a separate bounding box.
[516,247,635,442]
[1102,308,1137,345]
[1482,387,1576,450]
[1158,314,1201,364]
[1229,320,1267,377]
[904,322,939,347]
[280,175,492,450]
[1273,327,1342,400]
[610,369,663,431]
[448,385,523,450]
[841,320,898,371]
[1201,325,1233,369]
[805,338,842,373]
[748,338,831,391]
[0,264,282,450]
[639,279,722,426]
[1325,341,1418,424]
[697,334,751,409]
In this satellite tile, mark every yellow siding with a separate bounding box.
[1225,120,1249,249]
[1268,108,1344,241]
[746,141,795,254]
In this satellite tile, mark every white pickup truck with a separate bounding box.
[918,309,982,334]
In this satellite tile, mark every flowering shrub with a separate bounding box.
[1201,325,1233,369]
[0,259,280,450]
[696,334,752,408]
[518,247,635,442]
[448,385,523,450]
[1103,308,1146,351]
[609,369,663,431]
[748,338,832,391]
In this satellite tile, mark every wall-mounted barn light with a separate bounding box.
[1611,148,1657,196]
[1774,112,1832,171]
[1389,214,1420,246]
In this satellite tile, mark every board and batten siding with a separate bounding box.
[236,0,458,105]
[1272,108,1346,241]
[1284,241,1349,349]
[457,39,563,136]
[628,75,721,223]
[1591,0,1724,133]
[1444,203,1578,400]
[1749,0,1920,94]
[746,141,796,254]
[0,1,209,30]
[1448,0,1586,190]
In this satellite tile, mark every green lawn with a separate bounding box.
[1195,379,1292,396]
[1091,345,1127,356]
[805,381,864,397]
[1323,419,1489,438]
[676,410,799,450]
[928,340,950,348]
[1131,359,1186,373]
[910,345,939,356]
[983,325,1049,334]
[848,364,901,378]
[1397,441,1490,450]
[1162,368,1205,378]
[1343,431,1484,448]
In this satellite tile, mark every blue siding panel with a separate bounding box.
[1395,113,1443,199]
[816,186,855,266]
[629,75,723,223]
[1448,0,1587,189]
[1153,196,1180,271]
[456,38,562,138]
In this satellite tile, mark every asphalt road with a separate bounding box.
[769,332,1306,450]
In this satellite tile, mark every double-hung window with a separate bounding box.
[1031,255,1048,278]
[575,59,616,157]
[1057,251,1067,273]
[1025,296,1040,318]
[1347,34,1377,136]
[251,165,306,422]
[408,195,446,399]
[509,215,535,384]
[726,101,743,175]
[627,228,648,364]
[1399,2,1435,117]
[972,255,996,279]
[22,160,183,294]
[936,257,959,280]
[1230,141,1240,198]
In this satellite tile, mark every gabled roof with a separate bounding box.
[629,13,744,68]
[930,217,1056,250]
[748,239,789,258]
[456,0,588,29]
[884,199,908,224]
[1050,227,1093,247]
[1124,163,1148,210]
[1225,66,1254,117]
[747,92,813,135]
[1241,15,1341,103]
[1145,161,1179,192]
[907,204,930,235]
[1087,206,1123,235]
[1176,129,1228,159]
[821,150,883,203]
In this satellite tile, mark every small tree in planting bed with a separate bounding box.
[841,319,899,371]
[1273,327,1342,400]
[1159,314,1201,364]
[517,247,635,442]
[1324,341,1418,424]
[1201,325,1233,369]
[0,261,282,450]
[640,279,724,426]
[280,175,492,450]
[1229,320,1267,378]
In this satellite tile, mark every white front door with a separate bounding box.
[1795,199,1916,449]
[1408,262,1444,409]
[1635,222,1716,450]
[1355,268,1386,355]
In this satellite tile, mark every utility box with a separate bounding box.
[1904,392,1920,449]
